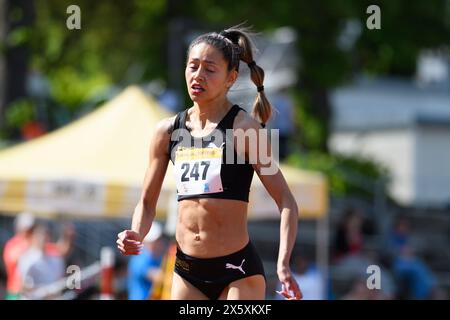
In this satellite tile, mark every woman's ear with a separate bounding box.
[226,69,238,88]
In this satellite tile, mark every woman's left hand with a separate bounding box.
[276,266,303,300]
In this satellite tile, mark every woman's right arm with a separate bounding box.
[117,116,174,255]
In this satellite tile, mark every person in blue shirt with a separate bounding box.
[127,221,165,300]
[389,215,438,299]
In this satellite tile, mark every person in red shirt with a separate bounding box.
[3,212,75,299]
[3,212,36,299]
[333,207,364,261]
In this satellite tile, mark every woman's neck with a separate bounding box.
[191,97,232,127]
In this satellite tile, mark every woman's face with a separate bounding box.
[185,42,237,104]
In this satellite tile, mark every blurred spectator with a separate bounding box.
[17,224,66,299]
[333,207,365,261]
[389,215,413,256]
[267,87,295,161]
[127,221,165,300]
[113,257,129,300]
[389,215,439,299]
[2,212,75,300]
[2,212,36,299]
[341,276,390,300]
[47,222,76,259]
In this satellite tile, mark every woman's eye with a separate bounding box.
[188,66,214,73]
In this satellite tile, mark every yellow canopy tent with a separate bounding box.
[0,86,328,220]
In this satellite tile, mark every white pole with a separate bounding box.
[100,247,115,300]
[316,213,329,300]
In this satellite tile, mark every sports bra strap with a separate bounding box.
[168,111,185,156]
[218,105,243,130]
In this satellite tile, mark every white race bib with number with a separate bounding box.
[174,147,223,195]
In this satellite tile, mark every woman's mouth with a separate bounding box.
[191,84,205,94]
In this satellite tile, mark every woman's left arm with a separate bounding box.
[236,114,302,300]
[256,159,302,300]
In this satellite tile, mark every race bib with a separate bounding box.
[174,146,223,195]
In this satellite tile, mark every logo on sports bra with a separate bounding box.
[206,141,224,149]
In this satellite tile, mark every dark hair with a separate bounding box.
[187,25,272,124]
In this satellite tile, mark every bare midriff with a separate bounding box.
[176,198,249,258]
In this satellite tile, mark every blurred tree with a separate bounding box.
[2,0,168,133]
[291,0,449,151]
[287,150,390,199]
[0,0,6,123]
[2,0,35,139]
[1,0,449,148]
[170,0,449,199]
[176,0,450,151]
[354,0,450,75]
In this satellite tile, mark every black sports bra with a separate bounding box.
[168,105,254,202]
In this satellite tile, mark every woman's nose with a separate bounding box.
[193,67,205,81]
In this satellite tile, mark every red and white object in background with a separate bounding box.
[100,247,115,300]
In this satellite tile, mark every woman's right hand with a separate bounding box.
[116,230,143,255]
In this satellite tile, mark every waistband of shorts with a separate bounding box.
[176,240,253,262]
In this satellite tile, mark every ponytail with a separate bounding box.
[220,26,272,124]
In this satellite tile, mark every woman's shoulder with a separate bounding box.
[155,115,177,136]
[233,106,264,131]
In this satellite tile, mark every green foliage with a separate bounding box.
[27,0,449,105]
[2,0,447,200]
[5,26,32,47]
[31,0,168,82]
[4,99,36,129]
[355,0,450,75]
[292,91,325,151]
[9,0,168,129]
[49,67,110,112]
[287,150,390,199]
